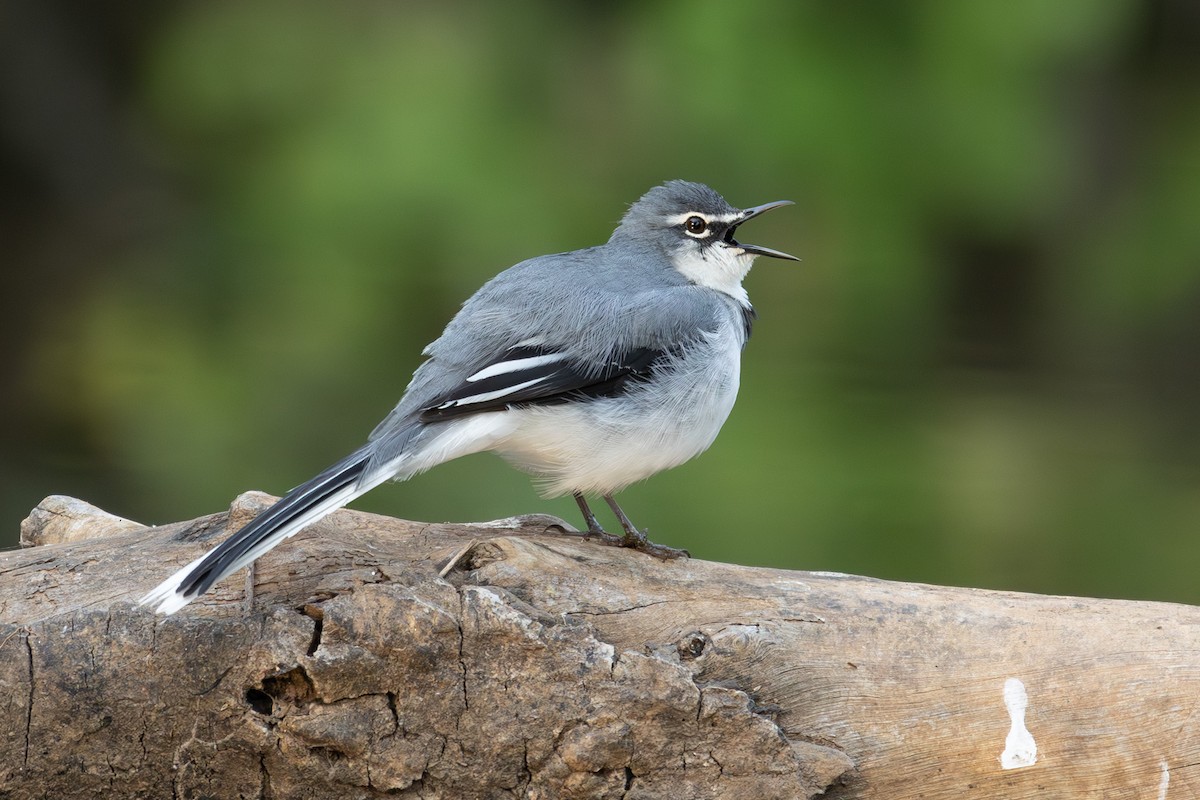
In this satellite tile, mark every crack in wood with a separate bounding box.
[23,628,33,767]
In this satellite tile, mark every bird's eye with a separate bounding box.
[685,216,708,235]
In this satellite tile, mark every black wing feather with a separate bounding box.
[419,345,666,422]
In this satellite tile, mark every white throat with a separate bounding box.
[671,244,754,306]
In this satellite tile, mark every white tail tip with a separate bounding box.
[138,553,208,615]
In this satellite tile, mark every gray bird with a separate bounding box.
[142,180,798,614]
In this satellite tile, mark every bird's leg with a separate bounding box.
[573,492,624,546]
[574,492,604,534]
[602,494,690,560]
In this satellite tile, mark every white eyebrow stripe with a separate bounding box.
[665,211,744,226]
[438,377,547,409]
[467,353,566,382]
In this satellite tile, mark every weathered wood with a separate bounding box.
[1,492,1196,798]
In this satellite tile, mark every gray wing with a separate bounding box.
[367,247,729,441]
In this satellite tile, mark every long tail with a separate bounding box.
[141,444,393,614]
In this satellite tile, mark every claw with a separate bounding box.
[559,492,689,560]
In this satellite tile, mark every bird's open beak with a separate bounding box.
[727,200,800,261]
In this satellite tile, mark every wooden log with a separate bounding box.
[0,492,1196,799]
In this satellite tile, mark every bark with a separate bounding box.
[1,492,1197,799]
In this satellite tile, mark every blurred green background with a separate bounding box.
[4,1,1200,603]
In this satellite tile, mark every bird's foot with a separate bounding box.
[617,527,690,560]
[559,523,689,559]
[580,524,689,559]
[577,525,626,548]
[568,492,689,559]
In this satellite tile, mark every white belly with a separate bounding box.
[493,327,743,497]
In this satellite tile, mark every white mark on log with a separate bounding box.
[1158,759,1170,799]
[1000,678,1037,769]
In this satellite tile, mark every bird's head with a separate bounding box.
[612,180,798,302]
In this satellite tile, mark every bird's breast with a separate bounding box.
[493,321,744,497]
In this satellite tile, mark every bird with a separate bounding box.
[141,180,798,614]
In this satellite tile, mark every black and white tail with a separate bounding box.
[140,446,388,614]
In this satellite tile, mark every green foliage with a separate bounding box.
[9,0,1200,603]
